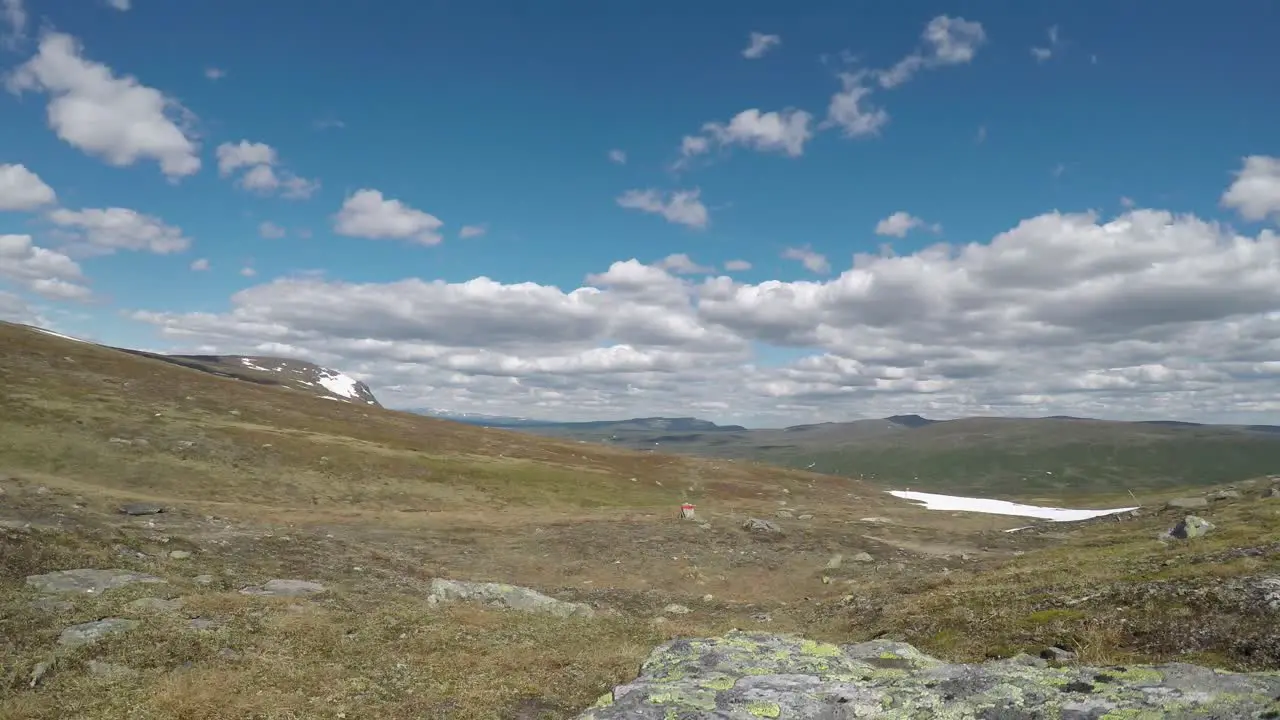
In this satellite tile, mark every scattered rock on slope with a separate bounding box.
[26,568,165,594]
[741,518,783,535]
[426,578,594,618]
[240,579,328,597]
[574,631,1280,719]
[58,619,137,648]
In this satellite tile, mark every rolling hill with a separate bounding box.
[480,413,1280,501]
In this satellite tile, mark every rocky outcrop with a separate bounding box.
[426,578,594,618]
[575,631,1280,719]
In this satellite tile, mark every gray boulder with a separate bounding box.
[574,631,1280,719]
[26,568,165,594]
[58,619,137,648]
[1207,489,1241,501]
[426,578,594,619]
[1165,496,1209,509]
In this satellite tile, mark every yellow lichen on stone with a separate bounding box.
[799,639,841,657]
[591,692,614,708]
[1110,667,1165,685]
[745,700,782,718]
[878,651,901,660]
[1099,710,1166,720]
[700,676,736,691]
[722,635,762,651]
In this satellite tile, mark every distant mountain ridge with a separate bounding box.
[457,410,1280,499]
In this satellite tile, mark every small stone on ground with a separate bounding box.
[118,503,165,516]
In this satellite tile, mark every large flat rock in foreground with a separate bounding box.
[575,631,1280,719]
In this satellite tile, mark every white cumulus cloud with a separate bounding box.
[825,72,889,138]
[875,211,941,237]
[0,233,90,300]
[616,188,709,229]
[1222,155,1280,224]
[333,189,444,245]
[782,245,831,274]
[654,253,715,275]
[215,140,319,199]
[128,176,1280,427]
[5,32,201,179]
[47,207,191,254]
[702,108,813,158]
[0,163,56,211]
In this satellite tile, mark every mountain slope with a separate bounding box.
[0,320,869,512]
[19,323,381,407]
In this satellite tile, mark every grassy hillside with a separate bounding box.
[3,321,1280,718]
[512,415,1280,501]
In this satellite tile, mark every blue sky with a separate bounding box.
[2,0,1279,426]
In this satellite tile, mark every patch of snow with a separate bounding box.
[316,370,360,399]
[1004,526,1036,533]
[30,327,88,344]
[239,358,272,372]
[887,490,1138,522]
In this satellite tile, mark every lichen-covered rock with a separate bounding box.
[1165,515,1215,540]
[426,578,594,618]
[26,568,165,594]
[574,631,1280,719]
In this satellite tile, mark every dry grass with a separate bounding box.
[3,321,1280,718]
